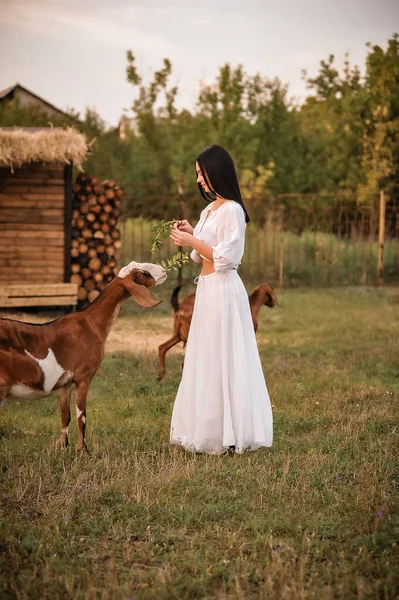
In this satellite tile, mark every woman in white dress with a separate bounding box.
[170,145,273,455]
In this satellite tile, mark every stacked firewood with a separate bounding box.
[70,174,123,307]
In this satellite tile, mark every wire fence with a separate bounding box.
[120,187,399,288]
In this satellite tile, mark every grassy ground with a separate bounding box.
[0,287,398,599]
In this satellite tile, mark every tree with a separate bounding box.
[301,53,367,195]
[360,34,399,197]
[126,51,179,193]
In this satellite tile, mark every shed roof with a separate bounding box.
[0,127,88,170]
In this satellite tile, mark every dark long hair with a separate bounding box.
[195,145,250,223]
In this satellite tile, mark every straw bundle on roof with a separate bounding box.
[0,127,88,170]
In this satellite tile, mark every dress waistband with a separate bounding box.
[194,268,238,285]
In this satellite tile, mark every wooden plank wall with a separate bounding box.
[0,163,65,283]
[0,283,78,308]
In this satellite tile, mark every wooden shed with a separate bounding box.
[0,127,87,309]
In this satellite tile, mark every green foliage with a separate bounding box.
[360,34,399,196]
[160,251,190,272]
[122,34,399,205]
[301,36,399,198]
[0,97,77,128]
[126,51,179,192]
[241,163,275,220]
[2,35,398,205]
[148,219,177,253]
[148,219,189,271]
[301,54,367,193]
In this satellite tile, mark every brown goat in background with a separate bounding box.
[157,283,278,380]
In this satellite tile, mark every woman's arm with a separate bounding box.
[191,238,213,262]
[170,230,214,263]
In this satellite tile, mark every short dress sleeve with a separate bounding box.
[212,202,246,273]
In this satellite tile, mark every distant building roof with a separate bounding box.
[0,84,18,100]
[0,82,74,120]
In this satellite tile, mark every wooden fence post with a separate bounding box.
[377,190,386,286]
[279,237,284,288]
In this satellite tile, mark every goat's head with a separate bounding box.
[118,261,167,308]
[119,261,167,286]
[256,284,278,308]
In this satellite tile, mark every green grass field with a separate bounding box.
[1,287,398,599]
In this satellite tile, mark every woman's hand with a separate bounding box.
[170,228,195,248]
[173,220,193,235]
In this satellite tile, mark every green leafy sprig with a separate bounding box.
[160,252,190,271]
[149,219,176,253]
[149,219,190,271]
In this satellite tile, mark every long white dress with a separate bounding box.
[170,200,273,454]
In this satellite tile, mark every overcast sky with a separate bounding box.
[0,0,397,127]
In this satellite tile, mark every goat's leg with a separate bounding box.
[75,381,89,453]
[0,383,10,405]
[158,335,181,380]
[58,384,72,448]
[0,370,11,405]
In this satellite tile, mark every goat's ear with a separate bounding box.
[121,278,161,307]
[266,287,278,308]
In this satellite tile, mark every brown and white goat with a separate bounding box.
[157,283,277,380]
[0,261,167,452]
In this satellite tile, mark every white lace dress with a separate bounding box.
[170,200,273,454]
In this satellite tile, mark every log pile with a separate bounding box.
[70,174,123,307]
